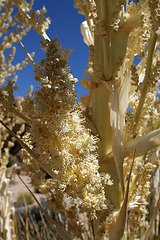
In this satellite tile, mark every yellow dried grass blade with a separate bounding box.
[108,151,135,240]
[29,213,43,240]
[17,174,73,240]
[40,211,56,240]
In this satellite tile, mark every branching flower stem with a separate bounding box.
[134,30,158,128]
[12,106,31,125]
[9,28,39,71]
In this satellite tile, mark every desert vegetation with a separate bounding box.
[0,0,160,239]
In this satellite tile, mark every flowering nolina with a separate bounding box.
[0,0,160,239]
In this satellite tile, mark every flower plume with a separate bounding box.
[23,36,112,219]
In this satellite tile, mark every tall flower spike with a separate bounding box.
[23,37,112,222]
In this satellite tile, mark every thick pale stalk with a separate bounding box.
[92,0,123,209]
[100,0,112,80]
[91,84,120,208]
[92,2,140,208]
[100,155,120,208]
[91,85,113,158]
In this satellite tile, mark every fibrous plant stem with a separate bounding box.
[134,31,158,128]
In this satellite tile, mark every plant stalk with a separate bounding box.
[134,31,157,127]
[91,84,121,208]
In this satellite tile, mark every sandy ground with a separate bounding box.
[8,172,44,206]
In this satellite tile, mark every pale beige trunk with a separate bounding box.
[91,85,120,208]
[91,0,125,209]
[91,0,135,209]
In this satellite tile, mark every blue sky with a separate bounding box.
[13,0,89,101]
[10,0,142,101]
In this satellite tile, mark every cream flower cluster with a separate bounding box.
[23,36,112,218]
[127,160,156,237]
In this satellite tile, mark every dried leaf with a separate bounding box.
[109,75,130,196]
[125,129,160,157]
[80,21,94,46]
[120,15,141,32]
